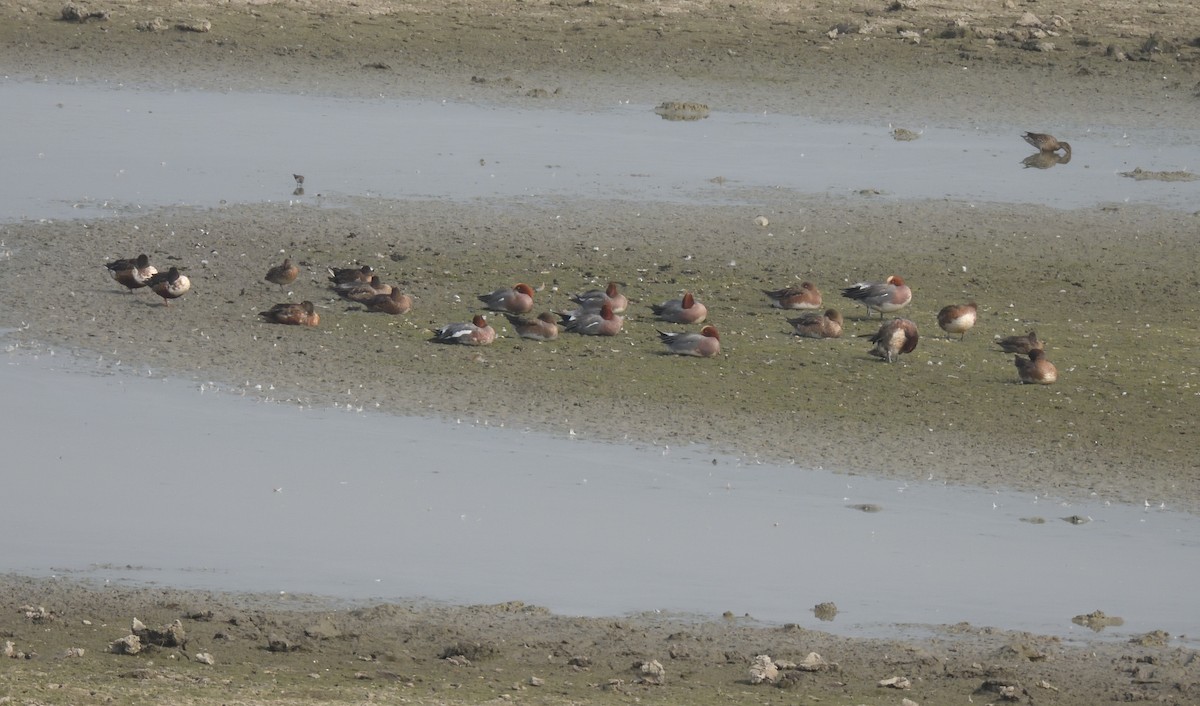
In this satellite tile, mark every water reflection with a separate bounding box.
[1022,150,1072,169]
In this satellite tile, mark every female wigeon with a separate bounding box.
[145,267,191,305]
[937,302,977,340]
[505,312,560,341]
[841,275,912,319]
[867,318,919,362]
[363,289,413,315]
[265,258,300,288]
[658,325,721,357]
[327,264,374,285]
[478,283,535,314]
[787,309,843,339]
[996,330,1043,354]
[433,314,496,345]
[258,300,319,327]
[1015,348,1057,384]
[763,282,822,310]
[571,281,629,313]
[651,291,707,324]
[1022,131,1071,156]
[105,253,158,292]
[559,302,623,336]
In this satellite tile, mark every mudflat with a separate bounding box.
[1,0,1198,704]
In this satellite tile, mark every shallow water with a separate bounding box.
[1,80,1198,221]
[2,346,1197,645]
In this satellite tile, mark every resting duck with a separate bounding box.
[334,275,393,302]
[362,289,413,315]
[658,325,721,357]
[505,312,560,341]
[259,300,320,327]
[763,282,822,310]
[433,314,496,345]
[651,291,707,324]
[570,281,629,314]
[937,302,977,340]
[867,318,919,363]
[327,265,374,285]
[145,267,191,305]
[559,302,623,336]
[105,253,157,292]
[841,275,912,319]
[478,283,535,314]
[1015,348,1057,385]
[265,258,300,288]
[787,308,843,339]
[996,330,1043,354]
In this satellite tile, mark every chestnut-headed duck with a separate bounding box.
[363,289,413,315]
[559,302,623,336]
[265,258,299,288]
[867,318,919,363]
[259,300,319,327]
[1022,131,1071,156]
[841,275,912,319]
[478,283,535,314]
[571,281,629,313]
[996,330,1044,355]
[1015,348,1057,385]
[937,302,977,340]
[434,314,496,345]
[105,253,158,292]
[658,325,721,358]
[327,265,374,285]
[145,267,191,305]
[505,312,560,341]
[788,308,843,339]
[763,282,822,310]
[651,291,707,324]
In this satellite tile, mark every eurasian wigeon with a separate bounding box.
[505,312,560,341]
[867,318,919,363]
[559,302,623,336]
[258,300,320,327]
[327,264,374,285]
[841,275,912,319]
[145,267,191,305]
[105,253,158,292]
[265,258,299,288]
[763,282,822,310]
[787,308,843,339]
[996,330,1044,354]
[1015,348,1057,385]
[658,325,721,358]
[433,314,496,345]
[478,283,535,314]
[1022,131,1071,156]
[570,281,629,313]
[937,302,977,340]
[363,289,413,315]
[335,275,393,302]
[651,291,707,324]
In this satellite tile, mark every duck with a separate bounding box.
[327,264,374,285]
[258,300,319,327]
[866,318,919,362]
[787,309,843,339]
[658,325,721,357]
[145,267,191,305]
[841,275,912,319]
[433,314,496,345]
[334,275,392,302]
[937,302,977,340]
[105,253,158,292]
[559,302,623,336]
[996,330,1043,354]
[505,312,560,341]
[763,282,822,310]
[570,281,628,313]
[1022,131,1071,156]
[363,289,413,315]
[478,283,535,314]
[265,258,300,288]
[651,291,707,324]
[1015,348,1057,385]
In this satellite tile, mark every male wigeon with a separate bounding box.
[1022,131,1071,156]
[478,283,535,314]
[787,309,843,339]
[433,314,496,345]
[763,282,822,310]
[105,253,158,292]
[867,318,919,362]
[363,289,413,315]
[505,312,560,341]
[842,275,912,319]
[559,302,623,336]
[937,302,977,340]
[145,267,191,305]
[335,275,393,302]
[265,258,299,288]
[996,330,1044,354]
[1015,348,1057,384]
[658,325,721,357]
[327,264,374,285]
[570,281,629,313]
[258,300,319,327]
[651,291,707,324]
